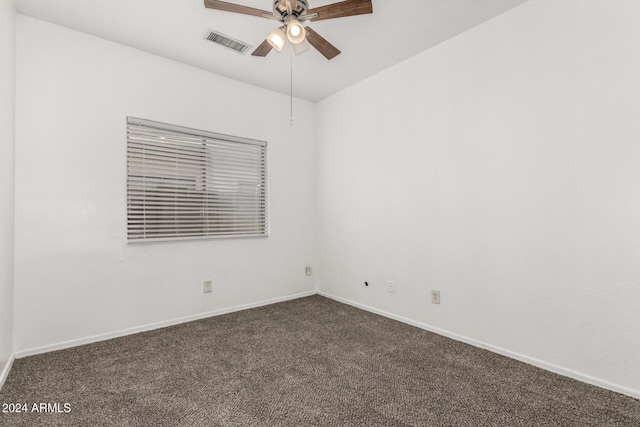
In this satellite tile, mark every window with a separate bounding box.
[126,118,267,242]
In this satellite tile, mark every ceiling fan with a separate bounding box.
[204,0,373,60]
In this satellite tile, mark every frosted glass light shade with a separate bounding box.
[267,27,287,52]
[287,20,306,44]
[293,37,311,55]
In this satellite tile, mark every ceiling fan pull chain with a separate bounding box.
[290,47,294,126]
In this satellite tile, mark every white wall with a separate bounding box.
[14,16,317,354]
[0,0,16,384]
[317,0,640,396]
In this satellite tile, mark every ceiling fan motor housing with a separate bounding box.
[273,0,309,18]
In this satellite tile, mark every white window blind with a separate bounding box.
[127,118,268,242]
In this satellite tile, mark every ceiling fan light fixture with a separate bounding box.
[267,26,287,52]
[286,19,306,44]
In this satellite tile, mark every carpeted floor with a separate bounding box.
[1,295,638,426]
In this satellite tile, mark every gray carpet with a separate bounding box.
[0,295,638,426]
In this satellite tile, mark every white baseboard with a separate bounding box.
[0,354,15,392]
[15,290,317,359]
[319,291,640,400]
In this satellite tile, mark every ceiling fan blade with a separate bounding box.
[305,27,341,60]
[252,39,273,57]
[204,0,270,18]
[308,0,372,21]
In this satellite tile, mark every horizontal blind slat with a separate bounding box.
[127,136,265,152]
[127,145,265,164]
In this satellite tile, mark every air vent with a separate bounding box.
[203,30,251,54]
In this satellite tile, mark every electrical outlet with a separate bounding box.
[204,280,213,293]
[387,281,395,293]
[431,290,440,304]
[305,266,312,276]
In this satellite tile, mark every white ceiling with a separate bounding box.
[15,0,528,102]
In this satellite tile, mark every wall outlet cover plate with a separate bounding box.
[431,290,440,304]
[204,280,213,293]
